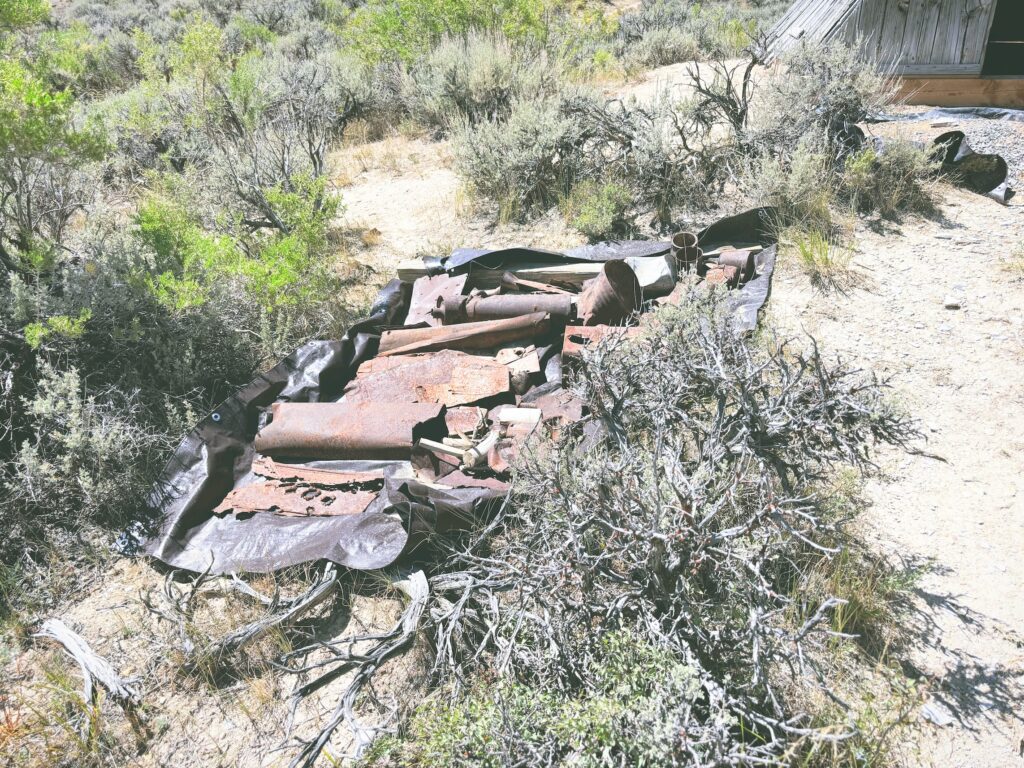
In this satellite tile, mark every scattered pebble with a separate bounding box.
[944,297,962,310]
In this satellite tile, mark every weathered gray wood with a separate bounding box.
[933,0,967,65]
[960,0,996,65]
[35,619,142,708]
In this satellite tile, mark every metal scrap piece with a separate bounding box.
[346,349,510,407]
[251,455,387,484]
[578,260,643,326]
[378,312,551,357]
[717,249,756,283]
[255,401,447,460]
[433,294,573,324]
[214,481,378,517]
[495,345,541,375]
[445,406,487,437]
[406,274,468,326]
[562,325,643,361]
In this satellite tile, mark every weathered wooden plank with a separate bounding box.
[898,63,983,74]
[911,0,945,65]
[877,0,911,68]
[960,0,996,65]
[934,0,967,65]
[897,75,1024,107]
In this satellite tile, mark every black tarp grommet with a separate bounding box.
[211,413,221,423]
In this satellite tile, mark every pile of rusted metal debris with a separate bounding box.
[144,208,778,574]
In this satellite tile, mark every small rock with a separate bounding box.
[943,297,962,310]
[921,701,955,727]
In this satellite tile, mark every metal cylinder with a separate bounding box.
[433,293,573,324]
[671,231,701,271]
[578,260,643,326]
[716,249,756,284]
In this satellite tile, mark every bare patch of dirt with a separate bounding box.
[770,187,1024,767]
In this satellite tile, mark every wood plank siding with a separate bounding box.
[767,0,999,76]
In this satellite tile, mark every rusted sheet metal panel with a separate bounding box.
[252,455,386,484]
[406,274,468,326]
[255,402,446,459]
[214,481,377,517]
[527,387,585,427]
[578,260,643,326]
[435,469,509,492]
[378,312,551,357]
[445,406,487,436]
[345,349,510,407]
[562,325,643,361]
[434,293,573,324]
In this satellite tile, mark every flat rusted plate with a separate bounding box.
[445,406,486,436]
[346,349,510,407]
[655,282,688,307]
[251,455,387,484]
[487,437,518,474]
[406,274,468,326]
[527,387,585,426]
[562,325,642,361]
[255,401,446,459]
[378,312,550,356]
[434,469,509,492]
[214,481,377,517]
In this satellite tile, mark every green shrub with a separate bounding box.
[841,140,938,218]
[375,632,701,767]
[623,27,699,70]
[454,95,586,221]
[344,0,554,66]
[747,39,896,160]
[564,180,632,240]
[0,364,169,564]
[742,137,836,234]
[401,31,562,134]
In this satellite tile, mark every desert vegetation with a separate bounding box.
[1,0,954,765]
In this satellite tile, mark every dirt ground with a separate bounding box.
[770,187,1024,767]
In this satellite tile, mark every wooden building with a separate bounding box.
[765,0,1024,107]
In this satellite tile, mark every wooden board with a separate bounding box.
[897,76,1024,107]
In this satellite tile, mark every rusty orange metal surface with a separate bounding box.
[406,273,468,326]
[345,349,510,407]
[562,325,643,361]
[214,481,378,517]
[433,293,573,324]
[378,312,551,357]
[252,455,387,484]
[578,260,642,326]
[255,401,446,459]
[716,249,756,283]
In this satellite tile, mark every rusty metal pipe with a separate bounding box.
[255,401,447,460]
[716,249,756,284]
[433,294,573,324]
[578,260,642,326]
[378,312,550,356]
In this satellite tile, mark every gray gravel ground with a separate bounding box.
[951,117,1024,192]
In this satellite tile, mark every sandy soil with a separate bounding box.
[770,188,1024,766]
